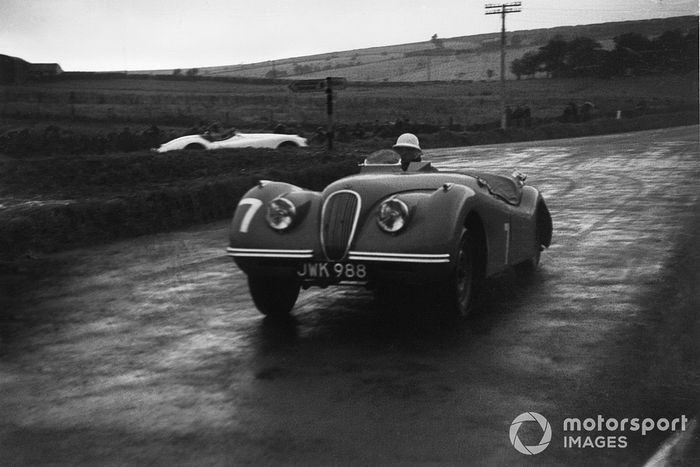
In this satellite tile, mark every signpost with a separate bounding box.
[289,77,346,150]
[288,77,347,93]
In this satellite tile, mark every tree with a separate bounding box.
[681,28,699,71]
[186,68,199,77]
[510,50,541,79]
[430,33,444,48]
[172,69,182,76]
[614,32,652,53]
[613,33,653,75]
[537,35,568,77]
[510,58,525,80]
[565,37,604,76]
[511,27,695,79]
[653,29,685,72]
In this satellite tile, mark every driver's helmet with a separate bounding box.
[393,133,421,150]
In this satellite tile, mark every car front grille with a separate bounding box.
[321,191,361,261]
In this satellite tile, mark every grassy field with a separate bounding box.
[130,16,697,83]
[1,73,697,129]
[0,71,697,258]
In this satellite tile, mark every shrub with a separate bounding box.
[0,155,358,258]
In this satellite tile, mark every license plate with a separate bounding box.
[297,262,368,281]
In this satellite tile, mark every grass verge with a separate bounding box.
[0,112,697,259]
[0,149,359,259]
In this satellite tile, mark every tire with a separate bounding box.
[184,143,205,150]
[276,141,298,149]
[247,276,300,317]
[514,248,541,275]
[515,204,548,276]
[441,230,477,319]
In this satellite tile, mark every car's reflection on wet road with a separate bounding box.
[1,126,698,465]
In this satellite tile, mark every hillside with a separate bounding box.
[130,16,698,82]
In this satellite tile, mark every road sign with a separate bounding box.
[326,77,347,90]
[288,77,347,150]
[288,79,325,93]
[288,77,347,93]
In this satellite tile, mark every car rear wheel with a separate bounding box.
[247,276,300,317]
[515,248,541,275]
[441,230,476,319]
[277,141,298,149]
[515,203,549,276]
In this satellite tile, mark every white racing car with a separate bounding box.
[153,131,308,153]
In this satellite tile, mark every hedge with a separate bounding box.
[0,160,357,258]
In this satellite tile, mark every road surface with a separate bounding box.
[1,126,699,465]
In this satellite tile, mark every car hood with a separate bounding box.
[322,171,476,211]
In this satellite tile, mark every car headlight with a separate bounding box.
[377,198,409,233]
[266,197,296,231]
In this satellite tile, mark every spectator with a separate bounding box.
[522,105,532,127]
[580,102,595,122]
[562,101,579,123]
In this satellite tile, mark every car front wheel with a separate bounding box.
[441,230,476,318]
[247,276,300,317]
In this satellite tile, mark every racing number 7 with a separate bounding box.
[237,198,263,233]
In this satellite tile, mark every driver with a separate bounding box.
[393,133,423,170]
[203,122,222,141]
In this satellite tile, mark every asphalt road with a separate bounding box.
[1,126,699,465]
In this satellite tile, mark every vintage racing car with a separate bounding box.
[227,149,552,318]
[154,131,308,152]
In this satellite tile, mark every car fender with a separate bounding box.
[351,184,478,261]
[158,135,210,152]
[509,186,552,264]
[229,181,323,255]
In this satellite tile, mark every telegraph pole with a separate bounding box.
[485,2,521,130]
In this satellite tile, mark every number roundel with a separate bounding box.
[237,198,263,233]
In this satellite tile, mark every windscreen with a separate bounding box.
[362,149,400,165]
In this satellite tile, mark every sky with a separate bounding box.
[0,0,697,71]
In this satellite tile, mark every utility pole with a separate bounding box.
[485,2,521,130]
[325,77,334,150]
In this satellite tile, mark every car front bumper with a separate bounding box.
[227,247,454,286]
